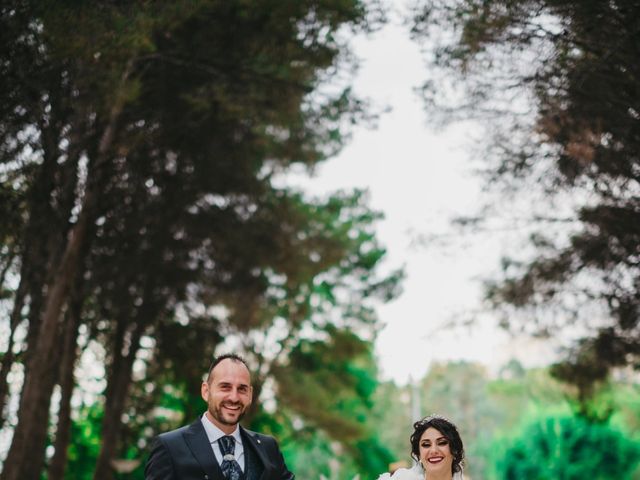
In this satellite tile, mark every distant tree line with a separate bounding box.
[373,360,640,479]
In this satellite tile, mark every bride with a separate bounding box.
[377,415,465,480]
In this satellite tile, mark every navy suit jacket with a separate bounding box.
[144,419,295,480]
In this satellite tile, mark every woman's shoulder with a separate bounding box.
[377,467,422,480]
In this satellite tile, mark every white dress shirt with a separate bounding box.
[200,413,245,472]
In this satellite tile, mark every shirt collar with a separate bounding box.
[201,412,242,444]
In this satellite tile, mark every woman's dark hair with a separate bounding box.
[410,414,465,474]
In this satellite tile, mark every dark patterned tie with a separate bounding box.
[218,435,243,480]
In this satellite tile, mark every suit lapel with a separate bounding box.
[183,420,224,480]
[240,427,269,480]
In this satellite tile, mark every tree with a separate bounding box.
[0,0,395,478]
[493,414,640,479]
[411,0,640,394]
[256,329,395,479]
[370,360,640,479]
[111,190,401,479]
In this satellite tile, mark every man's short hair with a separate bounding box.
[207,353,250,383]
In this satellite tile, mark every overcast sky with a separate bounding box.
[284,4,560,384]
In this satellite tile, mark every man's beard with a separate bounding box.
[212,402,246,426]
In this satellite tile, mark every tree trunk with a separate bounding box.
[0,63,130,480]
[0,280,27,429]
[92,320,145,480]
[47,277,84,480]
[0,321,64,480]
[0,199,93,480]
[0,115,64,428]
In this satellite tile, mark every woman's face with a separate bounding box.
[419,427,453,477]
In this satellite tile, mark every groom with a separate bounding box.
[145,354,295,480]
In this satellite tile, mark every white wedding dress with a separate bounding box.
[377,464,464,480]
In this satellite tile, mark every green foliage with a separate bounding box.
[63,401,147,480]
[373,360,640,479]
[64,404,103,480]
[263,329,394,478]
[280,429,335,479]
[492,414,640,480]
[351,436,395,478]
[273,330,372,440]
[609,380,640,435]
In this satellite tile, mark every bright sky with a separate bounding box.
[286,5,559,384]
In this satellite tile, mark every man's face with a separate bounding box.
[201,359,253,434]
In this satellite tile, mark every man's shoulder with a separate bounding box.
[241,427,279,445]
[158,421,199,443]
